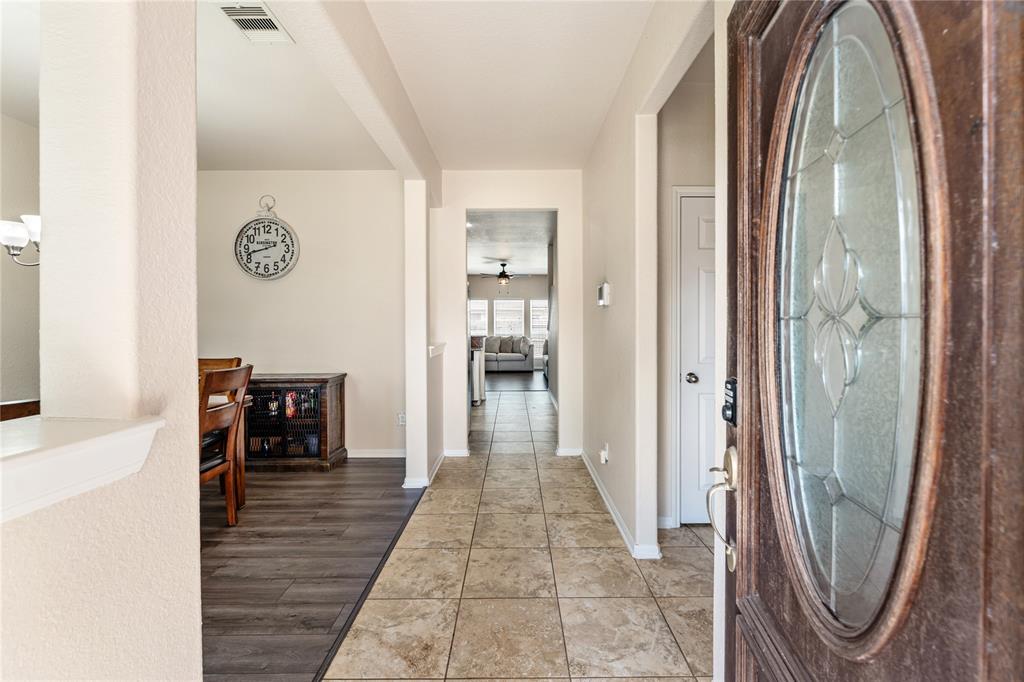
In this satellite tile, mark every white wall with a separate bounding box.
[468,274,549,307]
[0,114,40,402]
[430,170,583,455]
[656,38,716,523]
[581,0,712,556]
[2,2,202,677]
[198,170,406,453]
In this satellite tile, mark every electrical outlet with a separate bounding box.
[599,443,610,464]
[397,411,406,427]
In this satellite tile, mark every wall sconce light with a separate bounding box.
[0,215,41,267]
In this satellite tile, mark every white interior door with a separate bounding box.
[678,193,715,523]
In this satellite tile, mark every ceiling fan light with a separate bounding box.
[495,262,512,286]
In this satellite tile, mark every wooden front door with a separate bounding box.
[724,1,1022,680]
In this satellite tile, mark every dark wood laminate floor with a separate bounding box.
[200,458,420,681]
[484,369,549,391]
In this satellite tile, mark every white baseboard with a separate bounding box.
[444,449,469,457]
[428,452,445,483]
[581,452,662,560]
[549,393,559,412]
[658,515,679,529]
[403,477,429,488]
[348,449,406,459]
[555,447,584,457]
[631,543,664,560]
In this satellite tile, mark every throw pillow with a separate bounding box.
[518,337,530,355]
[484,336,500,353]
[499,336,515,353]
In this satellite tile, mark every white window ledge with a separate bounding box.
[1,415,166,523]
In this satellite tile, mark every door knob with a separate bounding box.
[685,372,700,384]
[707,446,738,572]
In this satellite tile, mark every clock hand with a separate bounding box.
[248,242,278,256]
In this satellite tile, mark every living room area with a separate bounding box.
[466,209,557,397]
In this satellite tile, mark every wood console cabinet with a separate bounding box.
[244,373,347,472]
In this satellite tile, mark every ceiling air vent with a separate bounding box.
[220,4,293,44]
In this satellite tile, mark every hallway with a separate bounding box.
[324,391,713,679]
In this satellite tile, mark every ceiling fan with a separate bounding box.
[480,262,515,286]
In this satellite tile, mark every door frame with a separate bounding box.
[666,185,716,528]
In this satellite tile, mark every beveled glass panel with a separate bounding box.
[782,157,834,317]
[777,0,923,630]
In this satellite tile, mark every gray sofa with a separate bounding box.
[483,335,534,372]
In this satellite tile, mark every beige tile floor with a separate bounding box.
[325,390,714,681]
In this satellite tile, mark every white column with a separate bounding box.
[555,174,585,457]
[404,179,429,486]
[4,2,202,678]
[38,1,140,418]
[633,114,661,558]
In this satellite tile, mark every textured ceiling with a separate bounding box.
[1,2,392,170]
[367,1,654,169]
[467,210,556,276]
[197,1,391,170]
[7,2,671,174]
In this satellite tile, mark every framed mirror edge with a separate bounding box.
[755,0,951,661]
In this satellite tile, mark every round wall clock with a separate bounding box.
[234,195,299,280]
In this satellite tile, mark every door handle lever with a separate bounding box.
[706,446,738,572]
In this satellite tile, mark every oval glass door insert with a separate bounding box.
[776,0,923,630]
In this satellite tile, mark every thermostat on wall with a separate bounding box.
[597,281,611,307]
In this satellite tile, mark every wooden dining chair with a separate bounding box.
[198,356,242,377]
[199,356,251,507]
[199,364,253,526]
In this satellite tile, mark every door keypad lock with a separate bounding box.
[721,377,737,426]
